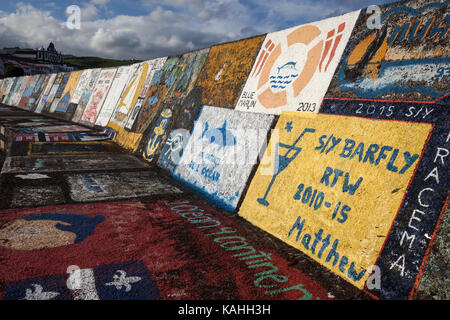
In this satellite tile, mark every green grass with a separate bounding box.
[63,55,142,70]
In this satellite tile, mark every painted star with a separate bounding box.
[285,121,293,132]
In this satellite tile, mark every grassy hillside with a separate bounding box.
[63,55,141,70]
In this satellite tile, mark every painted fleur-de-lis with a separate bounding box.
[105,270,142,292]
[22,284,60,300]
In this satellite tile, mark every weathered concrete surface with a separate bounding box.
[0,198,369,300]
[414,203,450,300]
[0,104,373,300]
[195,35,265,108]
[66,170,183,202]
[1,154,149,174]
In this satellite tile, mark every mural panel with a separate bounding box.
[138,49,209,161]
[196,35,266,107]
[17,75,40,109]
[325,0,450,103]
[318,99,449,299]
[48,73,71,113]
[80,68,117,126]
[173,105,274,212]
[54,71,83,114]
[71,69,102,123]
[34,74,57,114]
[107,58,167,151]
[235,10,360,114]
[66,170,183,202]
[1,154,149,174]
[26,74,50,112]
[95,65,135,127]
[0,200,332,300]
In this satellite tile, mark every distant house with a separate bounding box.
[0,42,76,77]
[36,42,63,64]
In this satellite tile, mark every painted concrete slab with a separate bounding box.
[239,111,432,294]
[17,75,40,110]
[54,71,83,114]
[137,49,209,161]
[34,73,57,114]
[107,58,167,151]
[157,86,203,173]
[1,154,149,174]
[196,35,265,108]
[9,185,66,208]
[95,65,135,127]
[235,10,360,114]
[66,170,183,202]
[48,73,71,113]
[0,199,333,300]
[173,105,274,212]
[80,68,117,126]
[318,99,449,299]
[71,69,102,123]
[325,0,450,103]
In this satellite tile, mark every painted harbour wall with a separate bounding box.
[0,0,448,300]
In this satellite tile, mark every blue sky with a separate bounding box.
[0,0,399,60]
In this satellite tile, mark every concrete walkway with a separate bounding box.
[0,103,369,300]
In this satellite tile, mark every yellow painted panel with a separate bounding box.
[108,121,143,152]
[196,35,265,108]
[61,71,82,99]
[239,112,432,289]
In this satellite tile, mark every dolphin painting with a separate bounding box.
[199,120,236,149]
[277,61,297,74]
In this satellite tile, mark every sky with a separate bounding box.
[0,0,399,60]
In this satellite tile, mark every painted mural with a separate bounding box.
[1,0,449,301]
[173,105,274,212]
[1,154,149,174]
[318,99,449,299]
[109,61,153,128]
[34,74,57,114]
[157,86,203,173]
[48,73,71,113]
[0,200,333,300]
[325,0,450,103]
[41,73,64,114]
[8,141,122,156]
[0,79,12,102]
[80,68,117,126]
[235,10,360,115]
[66,170,183,202]
[9,76,28,107]
[138,49,209,162]
[2,77,19,105]
[26,74,50,112]
[95,65,135,127]
[124,58,167,130]
[107,58,167,151]
[196,35,265,108]
[54,71,82,114]
[17,75,40,110]
[71,69,102,123]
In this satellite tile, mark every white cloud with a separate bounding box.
[81,3,99,21]
[0,0,383,60]
[0,3,234,60]
[91,0,110,6]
